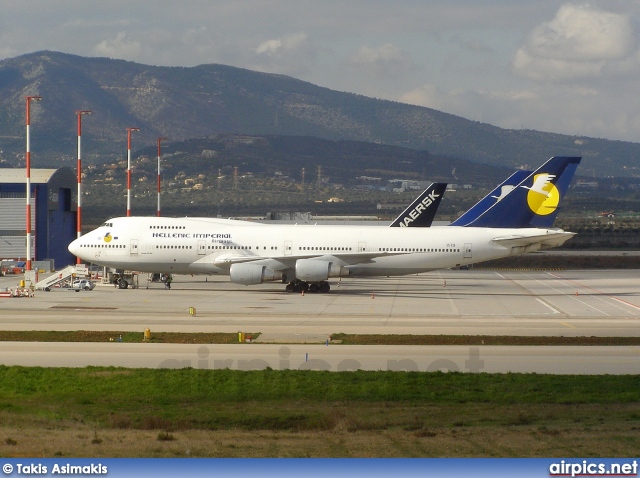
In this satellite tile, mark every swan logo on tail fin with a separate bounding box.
[491,185,516,201]
[524,173,560,216]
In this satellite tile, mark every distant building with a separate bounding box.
[576,180,598,188]
[0,167,77,268]
[387,179,432,191]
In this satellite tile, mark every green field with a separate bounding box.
[0,366,638,457]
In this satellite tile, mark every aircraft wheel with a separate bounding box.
[309,283,319,293]
[118,279,128,289]
[285,283,296,292]
[320,282,330,293]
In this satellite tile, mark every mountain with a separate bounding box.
[0,50,639,176]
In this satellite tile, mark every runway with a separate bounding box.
[1,269,640,373]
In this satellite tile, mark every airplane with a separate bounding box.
[68,156,581,293]
[389,183,447,227]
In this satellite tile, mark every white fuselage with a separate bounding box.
[69,216,573,281]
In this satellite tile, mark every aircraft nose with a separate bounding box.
[68,238,80,256]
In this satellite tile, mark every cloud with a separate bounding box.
[0,46,18,59]
[513,3,638,82]
[400,83,451,111]
[400,79,640,142]
[248,33,317,77]
[343,43,413,79]
[93,31,142,60]
[254,33,308,57]
[448,33,494,54]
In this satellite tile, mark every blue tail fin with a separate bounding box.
[463,156,581,228]
[389,183,447,227]
[450,170,531,226]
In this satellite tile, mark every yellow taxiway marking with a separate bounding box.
[559,321,576,329]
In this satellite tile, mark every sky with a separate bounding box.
[2,1,640,143]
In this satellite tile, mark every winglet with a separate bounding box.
[389,183,447,227]
[463,156,581,228]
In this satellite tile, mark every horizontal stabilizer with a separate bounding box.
[492,230,576,249]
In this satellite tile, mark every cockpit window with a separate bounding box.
[101,222,113,227]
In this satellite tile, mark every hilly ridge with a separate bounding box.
[133,134,514,187]
[0,51,639,176]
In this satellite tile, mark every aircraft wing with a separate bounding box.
[211,251,403,266]
[189,250,406,274]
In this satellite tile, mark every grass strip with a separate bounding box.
[0,331,256,344]
[331,334,640,346]
[1,366,639,415]
[1,330,639,345]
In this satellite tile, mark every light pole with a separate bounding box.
[75,110,92,264]
[126,127,140,217]
[25,95,42,272]
[156,137,168,217]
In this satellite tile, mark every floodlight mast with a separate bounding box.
[157,137,168,217]
[126,127,140,217]
[75,110,92,264]
[25,95,42,272]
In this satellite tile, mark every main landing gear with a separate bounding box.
[285,280,331,293]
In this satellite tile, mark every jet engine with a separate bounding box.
[295,259,348,282]
[230,263,283,285]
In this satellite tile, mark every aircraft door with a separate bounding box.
[198,240,206,255]
[130,239,138,255]
[284,241,292,256]
[464,243,472,259]
[358,242,367,252]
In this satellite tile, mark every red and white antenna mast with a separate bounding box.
[126,127,140,217]
[75,110,92,264]
[157,137,168,217]
[25,95,42,272]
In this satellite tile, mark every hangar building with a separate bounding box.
[0,167,77,268]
